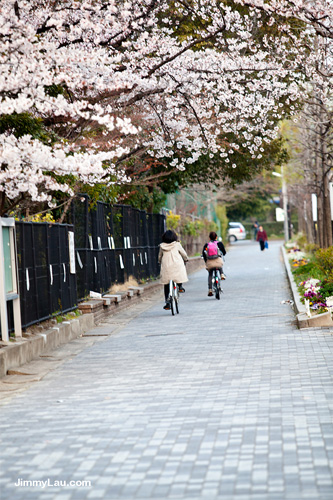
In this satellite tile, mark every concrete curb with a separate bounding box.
[281,246,333,329]
[0,256,204,378]
[0,314,95,379]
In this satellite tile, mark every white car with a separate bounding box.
[228,222,247,242]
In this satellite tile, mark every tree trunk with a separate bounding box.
[58,195,75,224]
[323,172,333,247]
[321,113,332,247]
[305,191,315,244]
[147,185,154,214]
[0,193,5,216]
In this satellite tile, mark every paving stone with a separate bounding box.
[0,241,332,499]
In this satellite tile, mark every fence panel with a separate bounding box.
[69,198,166,300]
[16,222,77,329]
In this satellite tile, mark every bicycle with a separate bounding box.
[212,268,223,300]
[168,280,180,315]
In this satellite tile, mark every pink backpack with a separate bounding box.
[206,241,219,259]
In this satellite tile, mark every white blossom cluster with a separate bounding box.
[0,134,126,203]
[0,0,331,206]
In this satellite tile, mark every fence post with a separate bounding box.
[46,223,52,320]
[0,218,22,341]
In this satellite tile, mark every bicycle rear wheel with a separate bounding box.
[174,285,179,314]
[169,280,175,315]
[214,271,221,300]
[171,296,175,315]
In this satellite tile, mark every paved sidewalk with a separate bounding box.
[1,240,332,500]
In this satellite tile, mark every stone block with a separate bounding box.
[79,314,94,332]
[297,311,333,329]
[297,313,309,329]
[78,300,104,314]
[103,294,122,303]
[128,286,144,295]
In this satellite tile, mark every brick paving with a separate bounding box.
[0,240,332,500]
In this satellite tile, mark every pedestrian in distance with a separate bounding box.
[158,230,188,310]
[256,225,268,251]
[202,231,226,297]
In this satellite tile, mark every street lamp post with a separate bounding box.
[281,166,290,242]
[273,166,289,243]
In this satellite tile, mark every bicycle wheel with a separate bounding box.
[169,280,175,315]
[215,271,221,300]
[174,284,179,314]
[211,275,216,295]
[170,296,175,315]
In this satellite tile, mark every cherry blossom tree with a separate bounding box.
[0,0,332,216]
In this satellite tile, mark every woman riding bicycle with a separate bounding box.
[159,230,188,310]
[202,231,226,297]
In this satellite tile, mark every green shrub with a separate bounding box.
[304,243,320,254]
[183,218,204,237]
[269,233,282,240]
[295,232,307,250]
[320,281,333,300]
[292,261,318,278]
[166,211,181,231]
[215,205,229,241]
[292,247,333,284]
[315,247,333,280]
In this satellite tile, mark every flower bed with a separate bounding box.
[286,242,333,317]
[298,278,332,314]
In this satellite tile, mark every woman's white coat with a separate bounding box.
[158,242,188,284]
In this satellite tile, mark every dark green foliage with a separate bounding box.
[291,262,317,277]
[319,281,333,300]
[291,259,326,282]
[0,113,46,140]
[226,196,273,222]
[78,182,166,214]
[119,186,167,213]
[81,182,121,208]
[44,84,65,98]
[315,247,333,280]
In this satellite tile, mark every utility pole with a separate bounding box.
[273,167,289,242]
[281,165,290,242]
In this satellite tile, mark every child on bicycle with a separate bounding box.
[202,231,226,297]
[158,230,188,310]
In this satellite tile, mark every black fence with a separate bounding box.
[15,222,77,329]
[14,201,165,330]
[68,198,166,300]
